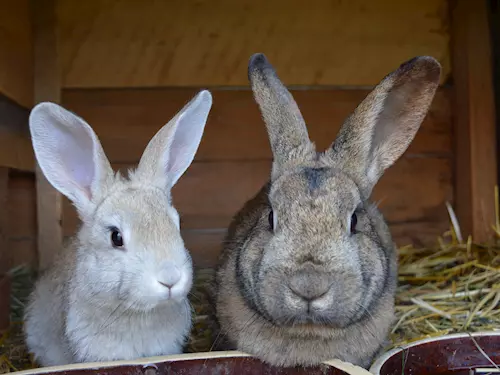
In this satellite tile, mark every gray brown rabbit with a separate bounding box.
[214,54,441,368]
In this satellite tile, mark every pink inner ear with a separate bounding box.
[51,121,96,199]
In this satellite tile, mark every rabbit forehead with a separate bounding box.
[93,184,181,247]
[269,166,361,210]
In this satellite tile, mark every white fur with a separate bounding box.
[24,90,212,367]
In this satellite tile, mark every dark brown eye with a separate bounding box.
[351,212,358,234]
[268,210,274,231]
[350,212,358,234]
[110,227,124,248]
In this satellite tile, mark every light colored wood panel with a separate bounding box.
[62,157,453,235]
[58,0,450,88]
[451,0,497,242]
[61,87,452,163]
[0,0,33,107]
[32,0,63,271]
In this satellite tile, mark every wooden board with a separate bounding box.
[58,0,451,88]
[61,87,452,164]
[451,0,498,242]
[0,168,8,273]
[0,0,33,107]
[0,94,34,171]
[61,156,453,235]
[32,0,63,271]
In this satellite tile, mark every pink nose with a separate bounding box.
[157,262,181,289]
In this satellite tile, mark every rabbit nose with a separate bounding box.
[289,270,332,301]
[157,263,181,289]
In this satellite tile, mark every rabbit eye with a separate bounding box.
[268,209,274,231]
[110,227,124,248]
[350,212,358,234]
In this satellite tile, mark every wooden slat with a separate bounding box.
[0,94,34,171]
[58,0,450,88]
[0,168,9,273]
[62,157,453,235]
[6,171,37,268]
[0,0,33,107]
[61,87,452,163]
[451,0,498,242]
[32,0,63,271]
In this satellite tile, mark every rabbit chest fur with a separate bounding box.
[24,244,191,366]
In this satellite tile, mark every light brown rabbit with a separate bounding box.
[214,54,441,368]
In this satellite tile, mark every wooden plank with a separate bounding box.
[6,171,37,268]
[450,0,498,242]
[0,94,34,171]
[32,0,63,271]
[62,157,453,235]
[0,168,9,274]
[0,0,33,107]
[61,87,452,163]
[58,0,450,88]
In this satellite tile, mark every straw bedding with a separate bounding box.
[1,202,499,373]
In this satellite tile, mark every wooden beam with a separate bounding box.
[0,168,9,274]
[450,0,498,242]
[0,94,34,171]
[31,0,63,271]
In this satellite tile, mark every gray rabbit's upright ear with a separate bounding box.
[328,56,441,197]
[248,54,312,170]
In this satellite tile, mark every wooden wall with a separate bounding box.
[3,0,459,270]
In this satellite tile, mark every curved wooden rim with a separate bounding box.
[369,331,500,375]
[14,350,372,375]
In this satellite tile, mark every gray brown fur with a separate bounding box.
[213,54,440,368]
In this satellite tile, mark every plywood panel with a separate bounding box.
[61,87,452,163]
[62,157,453,235]
[0,0,33,107]
[58,0,450,88]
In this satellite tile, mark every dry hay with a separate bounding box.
[1,199,499,372]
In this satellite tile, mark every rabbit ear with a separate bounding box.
[29,102,114,214]
[135,90,212,189]
[248,54,311,167]
[328,56,441,197]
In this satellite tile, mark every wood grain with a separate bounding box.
[0,94,34,171]
[61,157,453,235]
[0,0,33,107]
[58,0,450,88]
[0,168,9,273]
[451,0,498,242]
[61,87,452,164]
[32,0,63,271]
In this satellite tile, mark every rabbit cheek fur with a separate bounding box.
[215,54,441,368]
[24,90,212,366]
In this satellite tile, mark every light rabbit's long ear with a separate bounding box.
[135,90,212,189]
[248,53,311,167]
[29,102,114,214]
[328,56,441,197]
